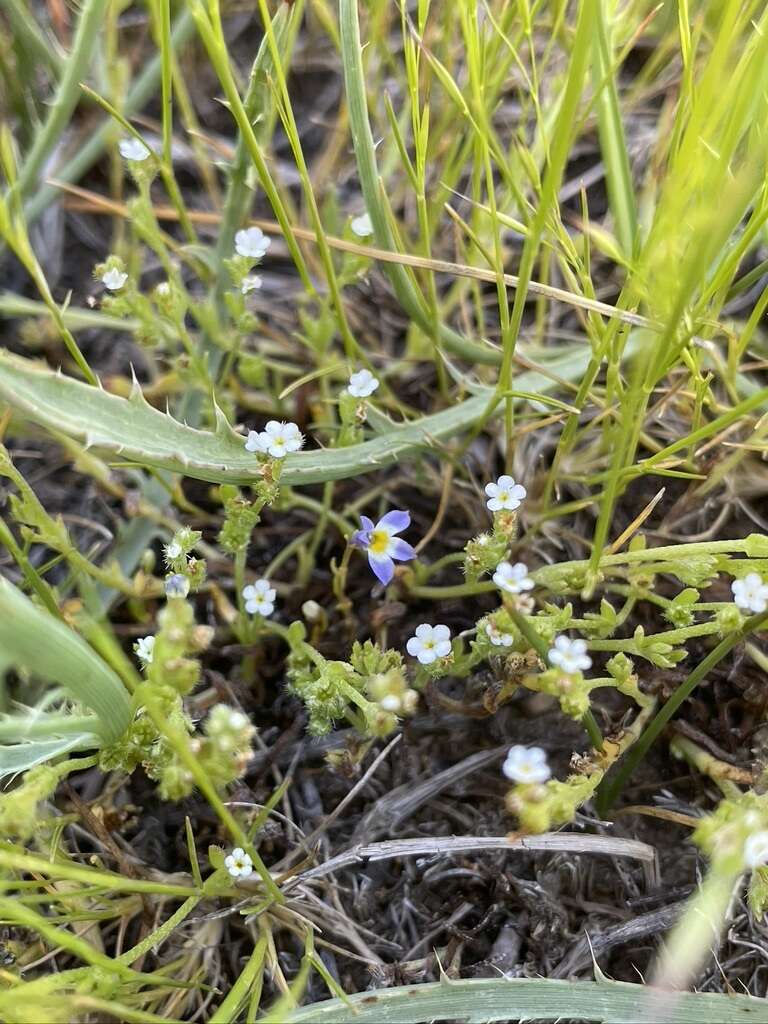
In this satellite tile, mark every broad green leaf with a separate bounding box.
[0,734,101,778]
[0,576,131,742]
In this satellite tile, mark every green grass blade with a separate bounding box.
[11,0,105,199]
[338,0,498,366]
[591,0,638,258]
[213,3,295,303]
[21,9,196,228]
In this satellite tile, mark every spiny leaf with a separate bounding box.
[286,976,768,1023]
[0,349,589,487]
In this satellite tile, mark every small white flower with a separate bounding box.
[243,578,276,617]
[502,745,551,784]
[155,281,171,297]
[135,635,155,665]
[244,430,269,454]
[235,226,271,259]
[732,574,768,614]
[165,574,190,599]
[548,635,591,675]
[119,137,151,162]
[347,368,380,398]
[485,475,527,513]
[165,540,182,561]
[351,212,373,237]
[745,831,768,869]
[101,267,127,291]
[224,847,253,879]
[406,623,452,665]
[241,274,263,294]
[244,421,304,459]
[486,622,513,647]
[493,561,534,595]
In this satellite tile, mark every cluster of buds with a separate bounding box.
[193,705,256,788]
[366,668,418,719]
[501,745,603,834]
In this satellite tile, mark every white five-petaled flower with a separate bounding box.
[732,574,768,614]
[224,847,253,879]
[241,274,262,294]
[134,635,155,665]
[235,226,271,260]
[243,579,276,617]
[165,540,182,561]
[493,561,534,595]
[245,421,304,459]
[406,623,452,665]
[548,635,591,675]
[101,267,127,291]
[502,745,551,784]
[119,137,151,162]
[485,475,527,513]
[347,368,380,399]
[350,510,416,585]
[350,212,373,237]
[486,622,513,647]
[744,832,768,869]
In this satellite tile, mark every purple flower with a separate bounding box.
[350,510,416,585]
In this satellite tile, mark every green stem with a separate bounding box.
[212,3,293,311]
[407,580,495,599]
[210,931,268,1023]
[140,687,283,905]
[506,606,603,751]
[191,1,313,294]
[597,609,768,812]
[153,0,197,243]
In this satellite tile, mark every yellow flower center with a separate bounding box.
[368,529,390,556]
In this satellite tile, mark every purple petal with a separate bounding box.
[350,529,369,549]
[359,515,375,533]
[377,509,410,534]
[369,552,394,585]
[389,538,416,562]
